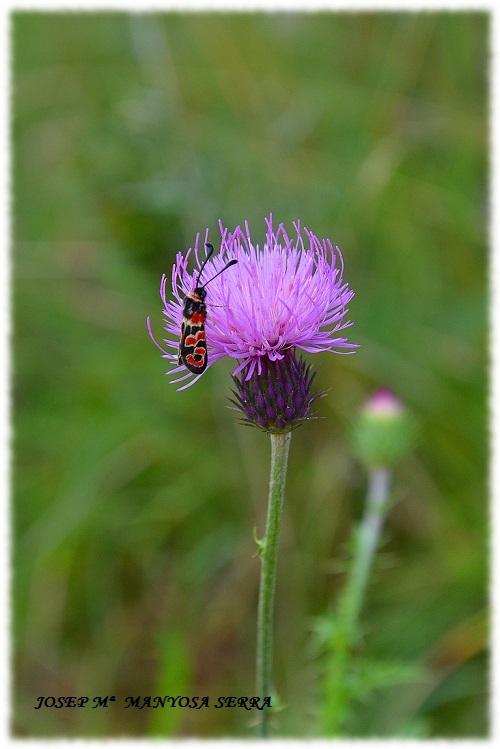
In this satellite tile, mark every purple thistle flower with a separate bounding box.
[148,215,357,392]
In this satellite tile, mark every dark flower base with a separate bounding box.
[230,349,324,433]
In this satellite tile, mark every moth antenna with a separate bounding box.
[201,258,238,290]
[195,243,215,286]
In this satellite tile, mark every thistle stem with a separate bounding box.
[344,466,392,625]
[323,466,392,735]
[256,431,291,738]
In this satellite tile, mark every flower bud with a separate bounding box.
[352,389,415,467]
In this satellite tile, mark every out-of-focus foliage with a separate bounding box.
[12,11,488,737]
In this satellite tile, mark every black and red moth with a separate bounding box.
[178,243,237,374]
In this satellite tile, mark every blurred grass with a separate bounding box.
[12,10,488,738]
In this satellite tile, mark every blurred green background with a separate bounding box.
[12,10,488,738]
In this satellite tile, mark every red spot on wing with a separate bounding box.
[184,330,205,347]
[189,311,205,325]
[185,348,207,370]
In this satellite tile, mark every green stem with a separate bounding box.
[256,431,291,738]
[323,466,392,735]
[343,466,392,626]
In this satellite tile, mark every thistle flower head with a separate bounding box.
[148,215,357,391]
